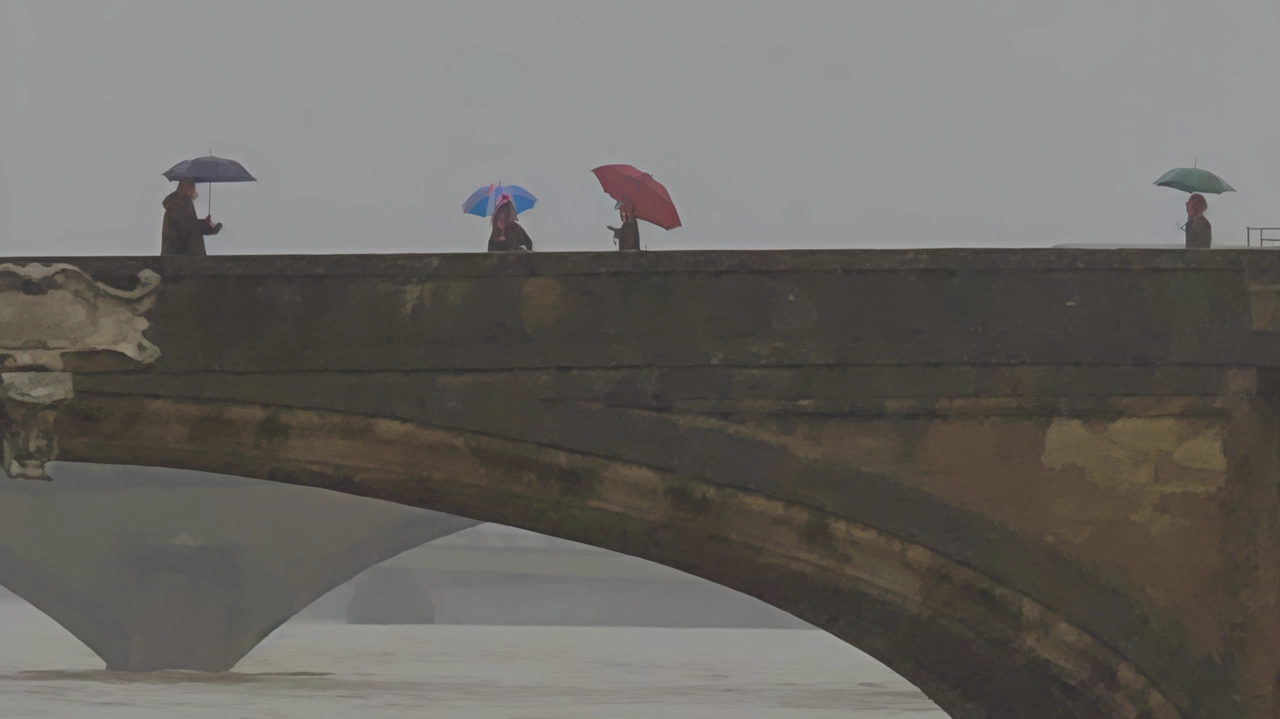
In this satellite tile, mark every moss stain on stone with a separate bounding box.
[663,483,714,518]
[521,277,563,332]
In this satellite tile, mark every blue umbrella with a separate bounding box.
[163,155,256,214]
[463,183,537,218]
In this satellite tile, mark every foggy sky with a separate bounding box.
[2,0,1278,256]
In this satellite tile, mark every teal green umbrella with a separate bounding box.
[1154,166,1235,194]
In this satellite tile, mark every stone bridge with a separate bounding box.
[4,249,1280,719]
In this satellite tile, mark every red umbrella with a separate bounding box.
[591,164,682,230]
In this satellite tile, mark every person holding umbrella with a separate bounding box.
[463,183,536,252]
[591,165,680,251]
[160,155,256,256]
[1154,164,1231,249]
[608,200,641,251]
[1184,193,1211,249]
[161,178,223,255]
[487,195,533,252]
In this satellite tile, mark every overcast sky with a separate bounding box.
[2,0,1277,256]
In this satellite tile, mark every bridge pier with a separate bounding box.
[0,463,477,672]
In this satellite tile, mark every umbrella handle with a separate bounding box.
[207,149,214,217]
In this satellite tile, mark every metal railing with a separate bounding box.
[1247,228,1280,247]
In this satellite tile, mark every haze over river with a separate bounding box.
[0,601,946,718]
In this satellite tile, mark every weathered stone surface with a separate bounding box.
[1,372,74,404]
[0,402,59,481]
[0,372,75,480]
[8,249,1280,718]
[0,263,161,478]
[0,263,160,371]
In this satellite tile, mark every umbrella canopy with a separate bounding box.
[463,183,537,218]
[163,156,256,184]
[1154,167,1235,194]
[591,164,681,230]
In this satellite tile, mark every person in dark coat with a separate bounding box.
[161,179,222,255]
[1184,193,1211,249]
[608,201,640,251]
[487,197,532,252]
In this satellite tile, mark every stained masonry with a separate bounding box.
[5,249,1280,718]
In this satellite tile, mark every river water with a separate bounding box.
[0,601,946,718]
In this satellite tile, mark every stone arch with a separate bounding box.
[54,393,1181,719]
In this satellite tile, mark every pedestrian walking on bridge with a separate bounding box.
[1154,165,1228,250]
[161,179,223,255]
[1184,193,1211,249]
[487,196,533,252]
[608,201,641,251]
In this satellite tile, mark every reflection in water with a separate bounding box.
[0,601,946,718]
[12,670,332,684]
